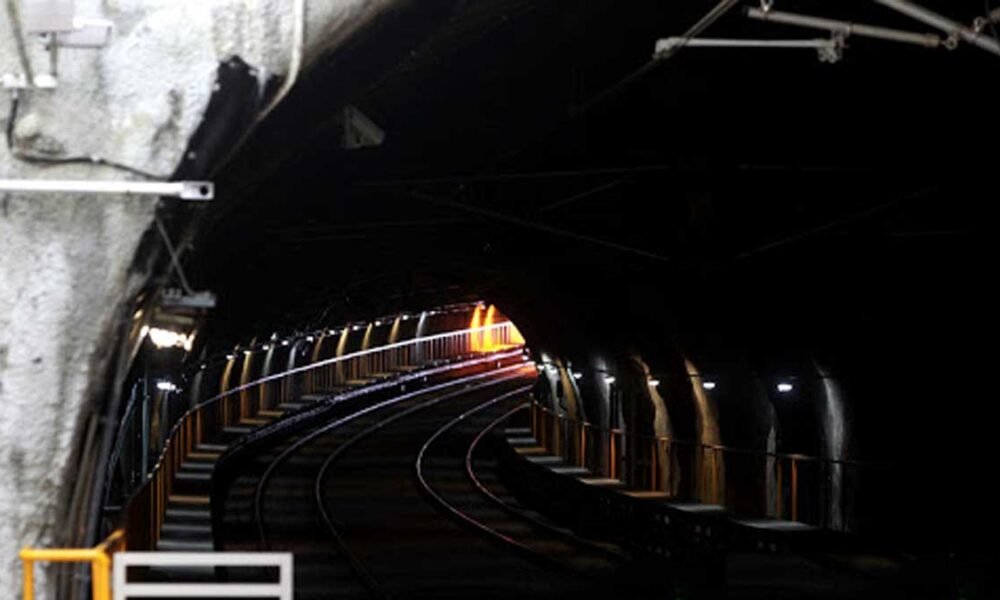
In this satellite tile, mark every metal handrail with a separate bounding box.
[532,401,873,467]
[530,400,883,530]
[126,320,520,549]
[20,530,125,600]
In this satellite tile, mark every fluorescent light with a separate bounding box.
[777,382,794,393]
[145,327,194,352]
[156,381,177,392]
[702,381,717,390]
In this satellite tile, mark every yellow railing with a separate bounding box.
[20,529,125,600]
[127,320,522,549]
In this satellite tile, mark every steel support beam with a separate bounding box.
[746,7,943,48]
[873,0,1000,56]
[656,37,836,52]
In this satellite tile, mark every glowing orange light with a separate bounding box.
[483,304,497,351]
[469,305,483,352]
[469,303,526,351]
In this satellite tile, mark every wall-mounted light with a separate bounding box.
[142,325,195,352]
[777,382,794,393]
[243,350,253,356]
[306,336,315,343]
[572,372,583,380]
[352,325,362,332]
[702,381,717,390]
[225,354,235,361]
[281,340,290,346]
[648,379,661,388]
[604,376,616,385]
[375,320,382,327]
[262,344,271,351]
[156,381,178,392]
[402,315,411,321]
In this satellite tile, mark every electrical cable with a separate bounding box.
[4,0,35,85]
[5,92,167,179]
[409,189,671,263]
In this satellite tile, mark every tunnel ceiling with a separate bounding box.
[182,0,991,374]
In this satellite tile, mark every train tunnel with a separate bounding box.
[2,0,997,598]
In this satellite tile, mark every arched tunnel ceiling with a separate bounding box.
[182,0,991,393]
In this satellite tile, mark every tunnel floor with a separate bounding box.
[148,359,948,600]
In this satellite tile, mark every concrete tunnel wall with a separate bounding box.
[0,0,400,595]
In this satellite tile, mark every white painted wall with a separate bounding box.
[0,0,397,595]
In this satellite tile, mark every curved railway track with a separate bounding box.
[218,363,671,599]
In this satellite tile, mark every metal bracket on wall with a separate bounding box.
[0,179,215,200]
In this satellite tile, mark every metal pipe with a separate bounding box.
[873,0,1000,56]
[4,0,36,85]
[747,7,942,48]
[0,179,214,199]
[656,37,836,51]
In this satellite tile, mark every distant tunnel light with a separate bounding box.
[281,340,290,346]
[156,380,178,392]
[702,381,717,390]
[143,326,194,352]
[777,382,794,393]
[604,376,616,385]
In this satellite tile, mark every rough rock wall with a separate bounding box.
[1,0,397,595]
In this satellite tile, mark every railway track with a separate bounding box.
[218,362,671,599]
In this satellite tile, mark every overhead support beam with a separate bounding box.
[0,179,215,200]
[746,7,944,48]
[872,0,1000,56]
[656,37,837,52]
[580,0,742,113]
